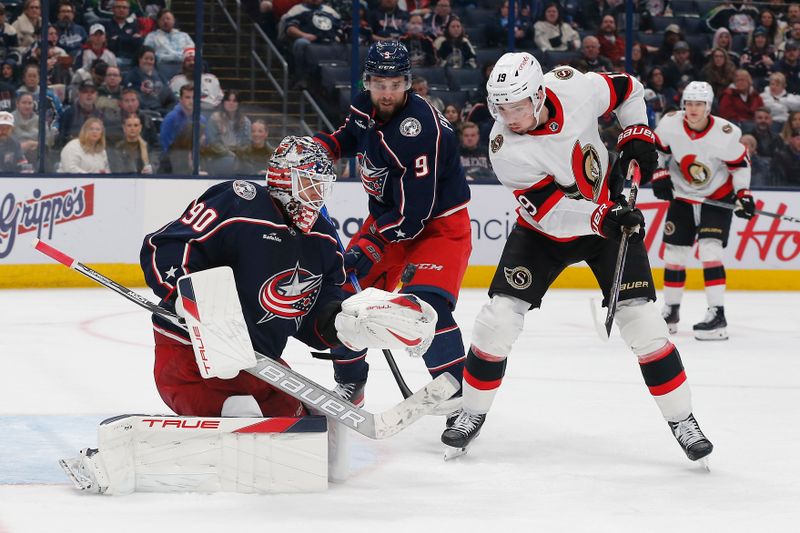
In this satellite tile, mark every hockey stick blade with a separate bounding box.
[34,240,457,439]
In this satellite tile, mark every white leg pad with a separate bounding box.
[221,395,263,417]
[663,244,691,266]
[472,294,529,358]
[615,299,670,356]
[697,238,724,262]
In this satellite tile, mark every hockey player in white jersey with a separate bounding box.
[652,81,755,340]
[441,52,713,466]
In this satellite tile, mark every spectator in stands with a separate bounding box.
[12,0,42,56]
[55,1,88,58]
[11,92,43,164]
[109,112,152,173]
[444,103,462,132]
[435,17,476,68]
[143,8,194,80]
[99,65,123,102]
[596,14,624,68]
[69,58,106,105]
[280,0,342,89]
[629,42,649,81]
[106,0,143,69]
[401,14,437,67]
[704,1,758,36]
[208,89,251,152]
[0,3,20,65]
[785,2,800,25]
[661,41,698,91]
[0,110,30,172]
[710,27,741,66]
[645,66,678,121]
[534,3,580,52]
[411,75,444,111]
[761,71,800,121]
[772,39,800,93]
[422,0,452,40]
[58,79,103,148]
[0,59,16,86]
[160,82,222,174]
[16,63,63,133]
[459,121,493,182]
[123,45,174,114]
[759,9,786,48]
[777,20,800,57]
[234,118,273,174]
[749,107,786,157]
[771,127,800,184]
[118,87,157,146]
[780,109,800,139]
[369,0,409,42]
[740,133,775,187]
[650,24,683,66]
[718,69,764,125]
[0,65,13,111]
[78,24,117,70]
[97,65,123,137]
[741,26,777,84]
[486,1,532,48]
[572,35,612,73]
[58,116,109,172]
[701,47,737,98]
[168,47,224,112]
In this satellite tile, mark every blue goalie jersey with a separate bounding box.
[315,91,470,242]
[140,180,347,359]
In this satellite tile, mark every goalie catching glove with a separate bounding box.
[335,288,437,357]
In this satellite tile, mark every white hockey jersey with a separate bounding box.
[654,111,750,200]
[489,67,649,240]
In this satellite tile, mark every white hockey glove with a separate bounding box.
[335,288,437,357]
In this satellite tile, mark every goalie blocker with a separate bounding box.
[60,415,329,495]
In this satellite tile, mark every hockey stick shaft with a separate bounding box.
[673,195,800,224]
[604,160,642,337]
[32,239,458,439]
[320,206,414,399]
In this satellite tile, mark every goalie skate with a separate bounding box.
[668,413,713,470]
[441,410,486,460]
[59,448,108,494]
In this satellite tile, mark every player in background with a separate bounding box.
[313,41,472,440]
[139,136,436,419]
[442,52,713,465]
[651,81,755,341]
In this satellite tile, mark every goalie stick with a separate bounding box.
[603,160,642,338]
[672,195,800,225]
[31,238,459,440]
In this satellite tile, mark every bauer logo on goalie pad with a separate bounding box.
[258,262,323,324]
[504,266,532,290]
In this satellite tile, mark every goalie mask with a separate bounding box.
[486,52,546,128]
[681,81,714,117]
[266,136,336,233]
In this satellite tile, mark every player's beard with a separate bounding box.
[374,94,406,122]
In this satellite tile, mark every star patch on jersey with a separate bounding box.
[722,124,733,134]
[504,266,533,290]
[491,134,504,153]
[400,117,422,137]
[233,180,257,200]
[553,67,573,80]
[257,262,323,325]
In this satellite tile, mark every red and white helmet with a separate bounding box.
[681,81,714,116]
[486,52,546,127]
[267,136,336,233]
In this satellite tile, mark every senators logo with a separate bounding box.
[679,155,712,186]
[504,266,533,290]
[258,262,323,325]
[553,67,573,80]
[571,141,603,201]
[491,134,504,153]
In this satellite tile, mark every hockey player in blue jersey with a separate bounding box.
[140,136,437,418]
[313,41,472,441]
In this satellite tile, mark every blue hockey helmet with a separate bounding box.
[363,41,412,90]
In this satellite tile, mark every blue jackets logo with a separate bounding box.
[257,262,323,325]
[358,154,389,198]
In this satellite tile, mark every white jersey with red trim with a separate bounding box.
[489,66,649,240]
[654,111,750,200]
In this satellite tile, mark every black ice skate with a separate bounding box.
[333,380,366,407]
[693,306,728,341]
[441,410,486,460]
[662,304,680,334]
[668,413,713,469]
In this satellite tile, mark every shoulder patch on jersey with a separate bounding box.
[232,180,257,200]
[491,134,504,153]
[504,266,533,290]
[722,124,733,134]
[666,111,677,117]
[553,67,573,80]
[400,117,422,137]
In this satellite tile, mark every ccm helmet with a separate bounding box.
[681,81,714,116]
[267,136,336,233]
[363,41,412,90]
[486,52,546,126]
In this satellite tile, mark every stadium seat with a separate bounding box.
[447,68,484,91]
[636,31,665,49]
[320,66,353,91]
[651,16,678,32]
[685,33,710,52]
[731,33,748,53]
[695,0,718,17]
[307,44,350,69]
[544,50,579,70]
[465,26,487,48]
[414,67,450,90]
[475,48,505,68]
[465,8,495,27]
[670,0,697,16]
[429,90,467,110]
[678,16,706,34]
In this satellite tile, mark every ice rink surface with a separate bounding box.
[1,286,799,532]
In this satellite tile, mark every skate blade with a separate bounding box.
[59,458,92,491]
[443,445,469,461]
[693,328,728,341]
[697,456,711,472]
[667,323,678,335]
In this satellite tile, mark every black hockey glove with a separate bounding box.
[591,201,646,242]
[344,231,386,279]
[617,124,658,185]
[734,189,756,219]
[650,168,674,201]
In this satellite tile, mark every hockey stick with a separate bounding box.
[320,206,414,399]
[603,160,642,338]
[31,238,459,440]
[672,195,800,224]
